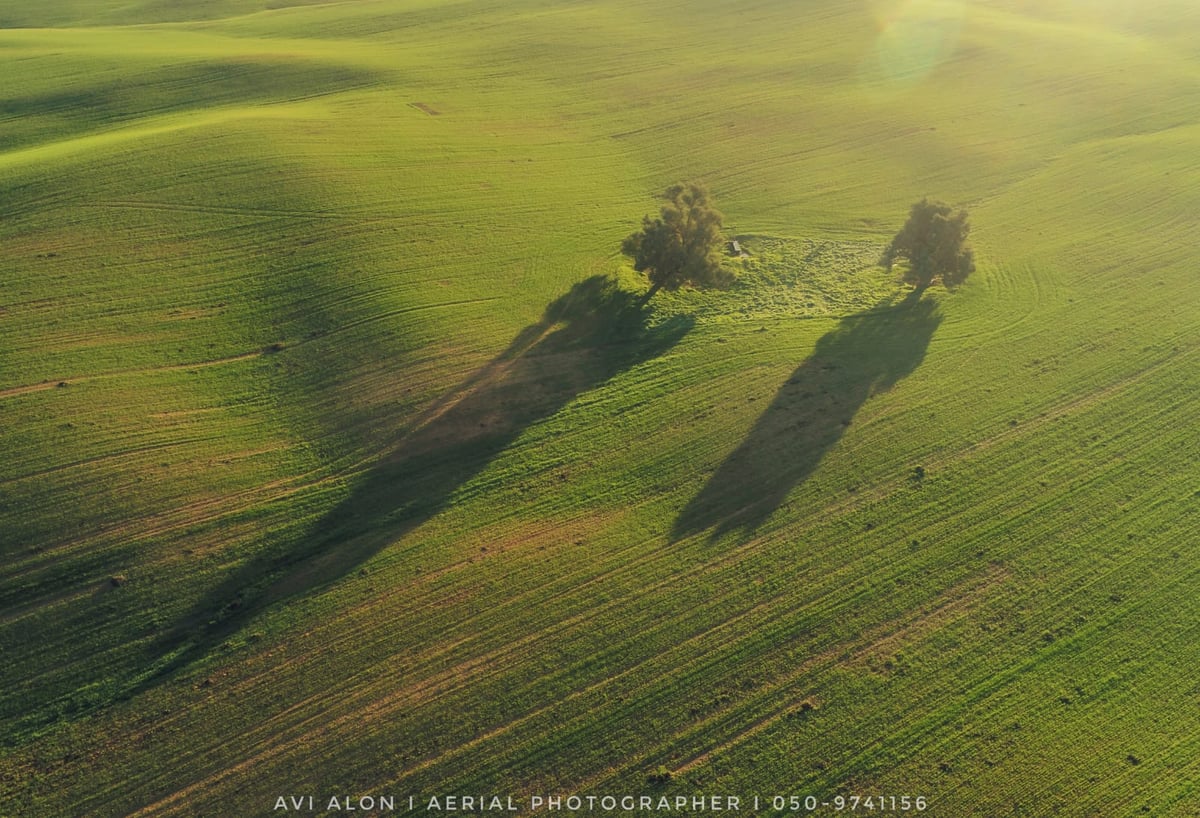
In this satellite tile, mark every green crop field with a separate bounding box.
[2,0,1199,815]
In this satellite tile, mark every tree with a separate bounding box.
[882,198,975,290]
[622,182,733,303]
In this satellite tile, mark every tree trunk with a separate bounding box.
[639,278,664,306]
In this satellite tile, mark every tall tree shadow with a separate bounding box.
[672,290,941,541]
[144,275,693,683]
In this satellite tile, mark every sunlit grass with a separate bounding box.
[2,1,1199,816]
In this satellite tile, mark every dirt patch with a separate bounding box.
[409,102,440,116]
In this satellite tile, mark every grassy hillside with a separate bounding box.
[2,1,1199,816]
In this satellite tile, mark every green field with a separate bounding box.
[3,0,1200,815]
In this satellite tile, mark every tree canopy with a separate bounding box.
[882,199,975,290]
[622,182,733,302]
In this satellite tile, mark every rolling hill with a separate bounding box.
[2,1,1199,815]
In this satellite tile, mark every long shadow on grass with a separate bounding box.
[144,275,693,683]
[672,290,940,541]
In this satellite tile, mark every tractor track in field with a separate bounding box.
[70,414,1187,811]
[666,565,1012,777]
[16,304,1193,811]
[121,505,793,809]
[574,477,1198,793]
[932,260,1051,346]
[1,297,499,408]
[134,486,993,802]
[0,380,60,399]
[48,350,1197,813]
[397,562,1002,785]
[98,199,398,223]
[0,350,265,403]
[182,345,1190,792]
[376,562,1011,796]
[0,436,216,489]
[2,460,346,589]
[131,338,1170,654]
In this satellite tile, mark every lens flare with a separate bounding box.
[863,0,966,88]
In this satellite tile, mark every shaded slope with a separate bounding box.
[140,277,692,686]
[2,1,1200,816]
[0,59,379,154]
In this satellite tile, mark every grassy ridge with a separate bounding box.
[2,1,1200,816]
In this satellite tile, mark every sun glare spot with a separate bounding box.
[863,0,966,88]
